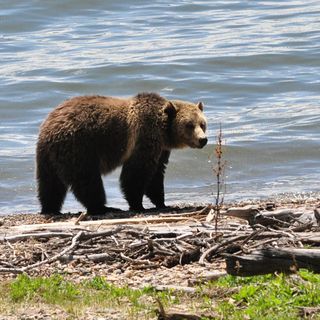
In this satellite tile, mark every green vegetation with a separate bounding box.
[211,270,320,319]
[0,270,320,319]
[4,274,159,319]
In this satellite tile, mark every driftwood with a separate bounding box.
[1,227,124,243]
[1,231,74,243]
[225,248,320,276]
[60,252,112,263]
[1,203,320,277]
[1,215,199,235]
[224,205,317,229]
[220,203,320,275]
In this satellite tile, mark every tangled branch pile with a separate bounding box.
[0,202,320,279]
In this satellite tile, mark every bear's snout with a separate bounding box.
[199,137,208,148]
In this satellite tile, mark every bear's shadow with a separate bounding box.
[44,204,206,222]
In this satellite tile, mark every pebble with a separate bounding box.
[114,268,122,275]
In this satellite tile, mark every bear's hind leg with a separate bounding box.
[37,161,68,215]
[120,164,145,211]
[71,168,107,215]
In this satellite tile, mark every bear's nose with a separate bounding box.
[199,137,208,148]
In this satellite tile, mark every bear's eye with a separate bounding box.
[200,123,206,131]
[186,122,195,130]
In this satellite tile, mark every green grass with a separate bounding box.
[208,270,320,319]
[5,274,159,318]
[1,270,320,319]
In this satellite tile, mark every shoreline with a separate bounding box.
[1,194,319,226]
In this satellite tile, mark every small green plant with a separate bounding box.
[10,274,80,304]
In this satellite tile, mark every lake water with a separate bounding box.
[1,0,320,214]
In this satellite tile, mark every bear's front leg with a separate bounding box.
[145,150,170,209]
[120,152,159,211]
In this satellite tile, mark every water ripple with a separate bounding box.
[1,0,320,213]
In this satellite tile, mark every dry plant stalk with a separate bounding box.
[213,123,226,231]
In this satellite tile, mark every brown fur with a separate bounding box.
[36,92,207,214]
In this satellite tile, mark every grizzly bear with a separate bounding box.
[36,93,207,214]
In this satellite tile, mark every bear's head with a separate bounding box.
[164,100,208,149]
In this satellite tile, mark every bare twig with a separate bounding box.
[211,123,227,231]
[0,231,83,274]
[21,231,84,272]
[75,212,88,225]
[199,235,247,265]
[120,252,155,265]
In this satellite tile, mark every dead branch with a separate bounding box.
[75,212,88,224]
[159,205,210,218]
[80,226,124,240]
[1,232,74,243]
[60,252,112,263]
[199,235,247,265]
[0,231,83,274]
[22,231,84,272]
[224,205,260,220]
[120,252,156,265]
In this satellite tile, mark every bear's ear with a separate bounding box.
[164,101,177,118]
[197,101,204,111]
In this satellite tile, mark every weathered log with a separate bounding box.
[299,233,320,245]
[225,248,320,276]
[224,205,260,220]
[0,227,123,243]
[225,206,316,228]
[3,215,199,235]
[59,253,113,263]
[1,231,74,243]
